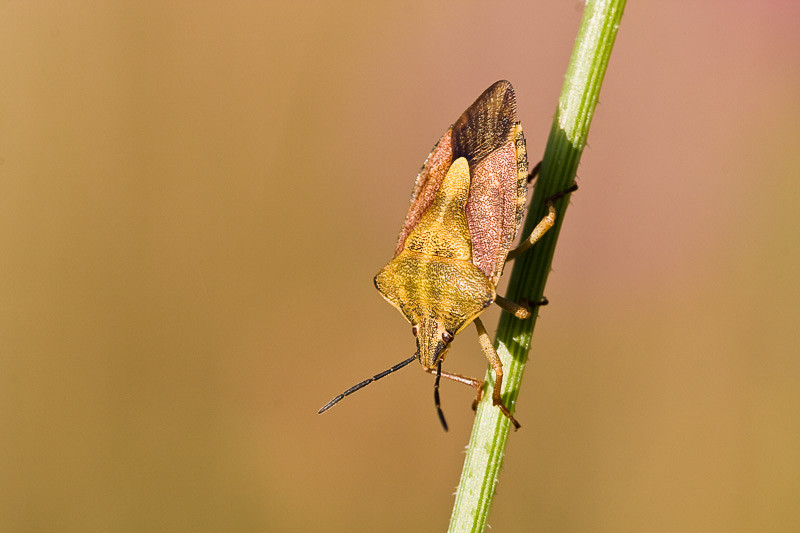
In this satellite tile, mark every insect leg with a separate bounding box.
[424,367,485,410]
[494,295,552,319]
[506,184,578,261]
[494,294,531,319]
[523,296,548,307]
[473,317,521,430]
[526,161,541,184]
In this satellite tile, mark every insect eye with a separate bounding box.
[412,326,418,337]
[442,331,454,343]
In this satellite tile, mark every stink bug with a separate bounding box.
[319,80,575,430]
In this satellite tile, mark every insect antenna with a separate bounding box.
[318,355,417,414]
[434,361,449,431]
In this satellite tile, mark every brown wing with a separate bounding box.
[394,81,528,285]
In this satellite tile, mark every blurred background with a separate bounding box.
[2,1,799,531]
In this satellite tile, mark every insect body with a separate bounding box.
[319,81,573,430]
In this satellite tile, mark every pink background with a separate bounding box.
[2,2,799,531]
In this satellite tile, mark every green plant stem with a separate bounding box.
[447,1,626,531]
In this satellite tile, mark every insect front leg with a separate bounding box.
[424,367,485,410]
[473,317,521,430]
[506,184,578,261]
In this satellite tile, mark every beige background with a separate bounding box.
[2,2,799,531]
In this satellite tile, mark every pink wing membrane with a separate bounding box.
[466,140,521,284]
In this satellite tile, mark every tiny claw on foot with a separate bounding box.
[520,296,549,308]
[493,397,521,430]
[471,384,485,411]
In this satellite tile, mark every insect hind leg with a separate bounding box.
[507,183,578,261]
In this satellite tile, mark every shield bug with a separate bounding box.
[319,80,575,430]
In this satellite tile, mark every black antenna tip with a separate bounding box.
[434,361,448,431]
[437,407,449,432]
